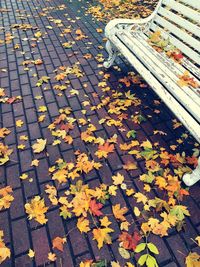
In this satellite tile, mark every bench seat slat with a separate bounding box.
[132,32,200,98]
[140,31,200,80]
[158,7,200,38]
[178,0,200,10]
[136,32,200,83]
[108,34,200,143]
[162,0,200,22]
[116,31,200,122]
[150,23,200,65]
[154,15,200,53]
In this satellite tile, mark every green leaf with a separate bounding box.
[147,243,159,254]
[127,130,136,139]
[140,148,158,160]
[138,254,148,266]
[170,205,190,221]
[135,243,146,253]
[92,260,107,267]
[146,255,158,267]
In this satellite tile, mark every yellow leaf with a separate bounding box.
[0,128,10,138]
[48,252,57,262]
[134,192,148,205]
[52,139,61,146]
[140,140,152,149]
[112,204,128,221]
[52,169,68,184]
[185,252,200,267]
[100,216,112,227]
[108,185,117,196]
[195,236,200,246]
[38,115,46,122]
[34,31,42,38]
[120,221,130,231]
[16,120,23,127]
[25,196,48,224]
[111,262,121,267]
[92,227,114,249]
[0,230,11,264]
[17,144,25,150]
[38,106,47,112]
[28,249,35,258]
[31,159,39,167]
[77,217,90,233]
[20,173,28,180]
[32,139,47,153]
[112,172,124,186]
[134,207,141,217]
[0,186,14,210]
[19,135,28,141]
[126,189,134,196]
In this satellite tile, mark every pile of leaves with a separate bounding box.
[87,0,158,22]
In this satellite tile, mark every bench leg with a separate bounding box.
[103,40,117,68]
[182,157,200,186]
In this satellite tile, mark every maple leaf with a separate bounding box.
[185,252,200,267]
[28,249,35,258]
[25,196,48,224]
[134,192,148,205]
[45,184,58,206]
[0,128,10,138]
[195,236,200,246]
[48,252,57,262]
[100,216,112,227]
[16,119,23,127]
[0,186,14,210]
[52,236,66,252]
[112,204,128,221]
[52,169,68,184]
[112,172,124,186]
[92,227,114,249]
[77,217,90,233]
[89,199,103,216]
[170,205,190,221]
[32,139,47,153]
[34,31,42,38]
[118,231,141,251]
[31,159,39,167]
[123,161,137,171]
[38,106,47,112]
[95,142,114,159]
[79,260,93,267]
[0,230,11,264]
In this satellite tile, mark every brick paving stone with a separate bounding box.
[10,189,25,219]
[32,227,50,266]
[12,219,30,255]
[15,255,34,267]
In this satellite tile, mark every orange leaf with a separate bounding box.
[52,237,66,252]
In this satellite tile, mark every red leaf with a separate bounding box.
[118,231,141,251]
[89,199,103,217]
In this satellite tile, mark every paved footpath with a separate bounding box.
[0,0,200,266]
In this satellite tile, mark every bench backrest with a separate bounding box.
[149,0,200,65]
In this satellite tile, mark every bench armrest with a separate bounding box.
[104,17,152,37]
[105,0,163,37]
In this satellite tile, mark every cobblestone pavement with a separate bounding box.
[0,0,200,266]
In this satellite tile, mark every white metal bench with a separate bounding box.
[103,0,200,186]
